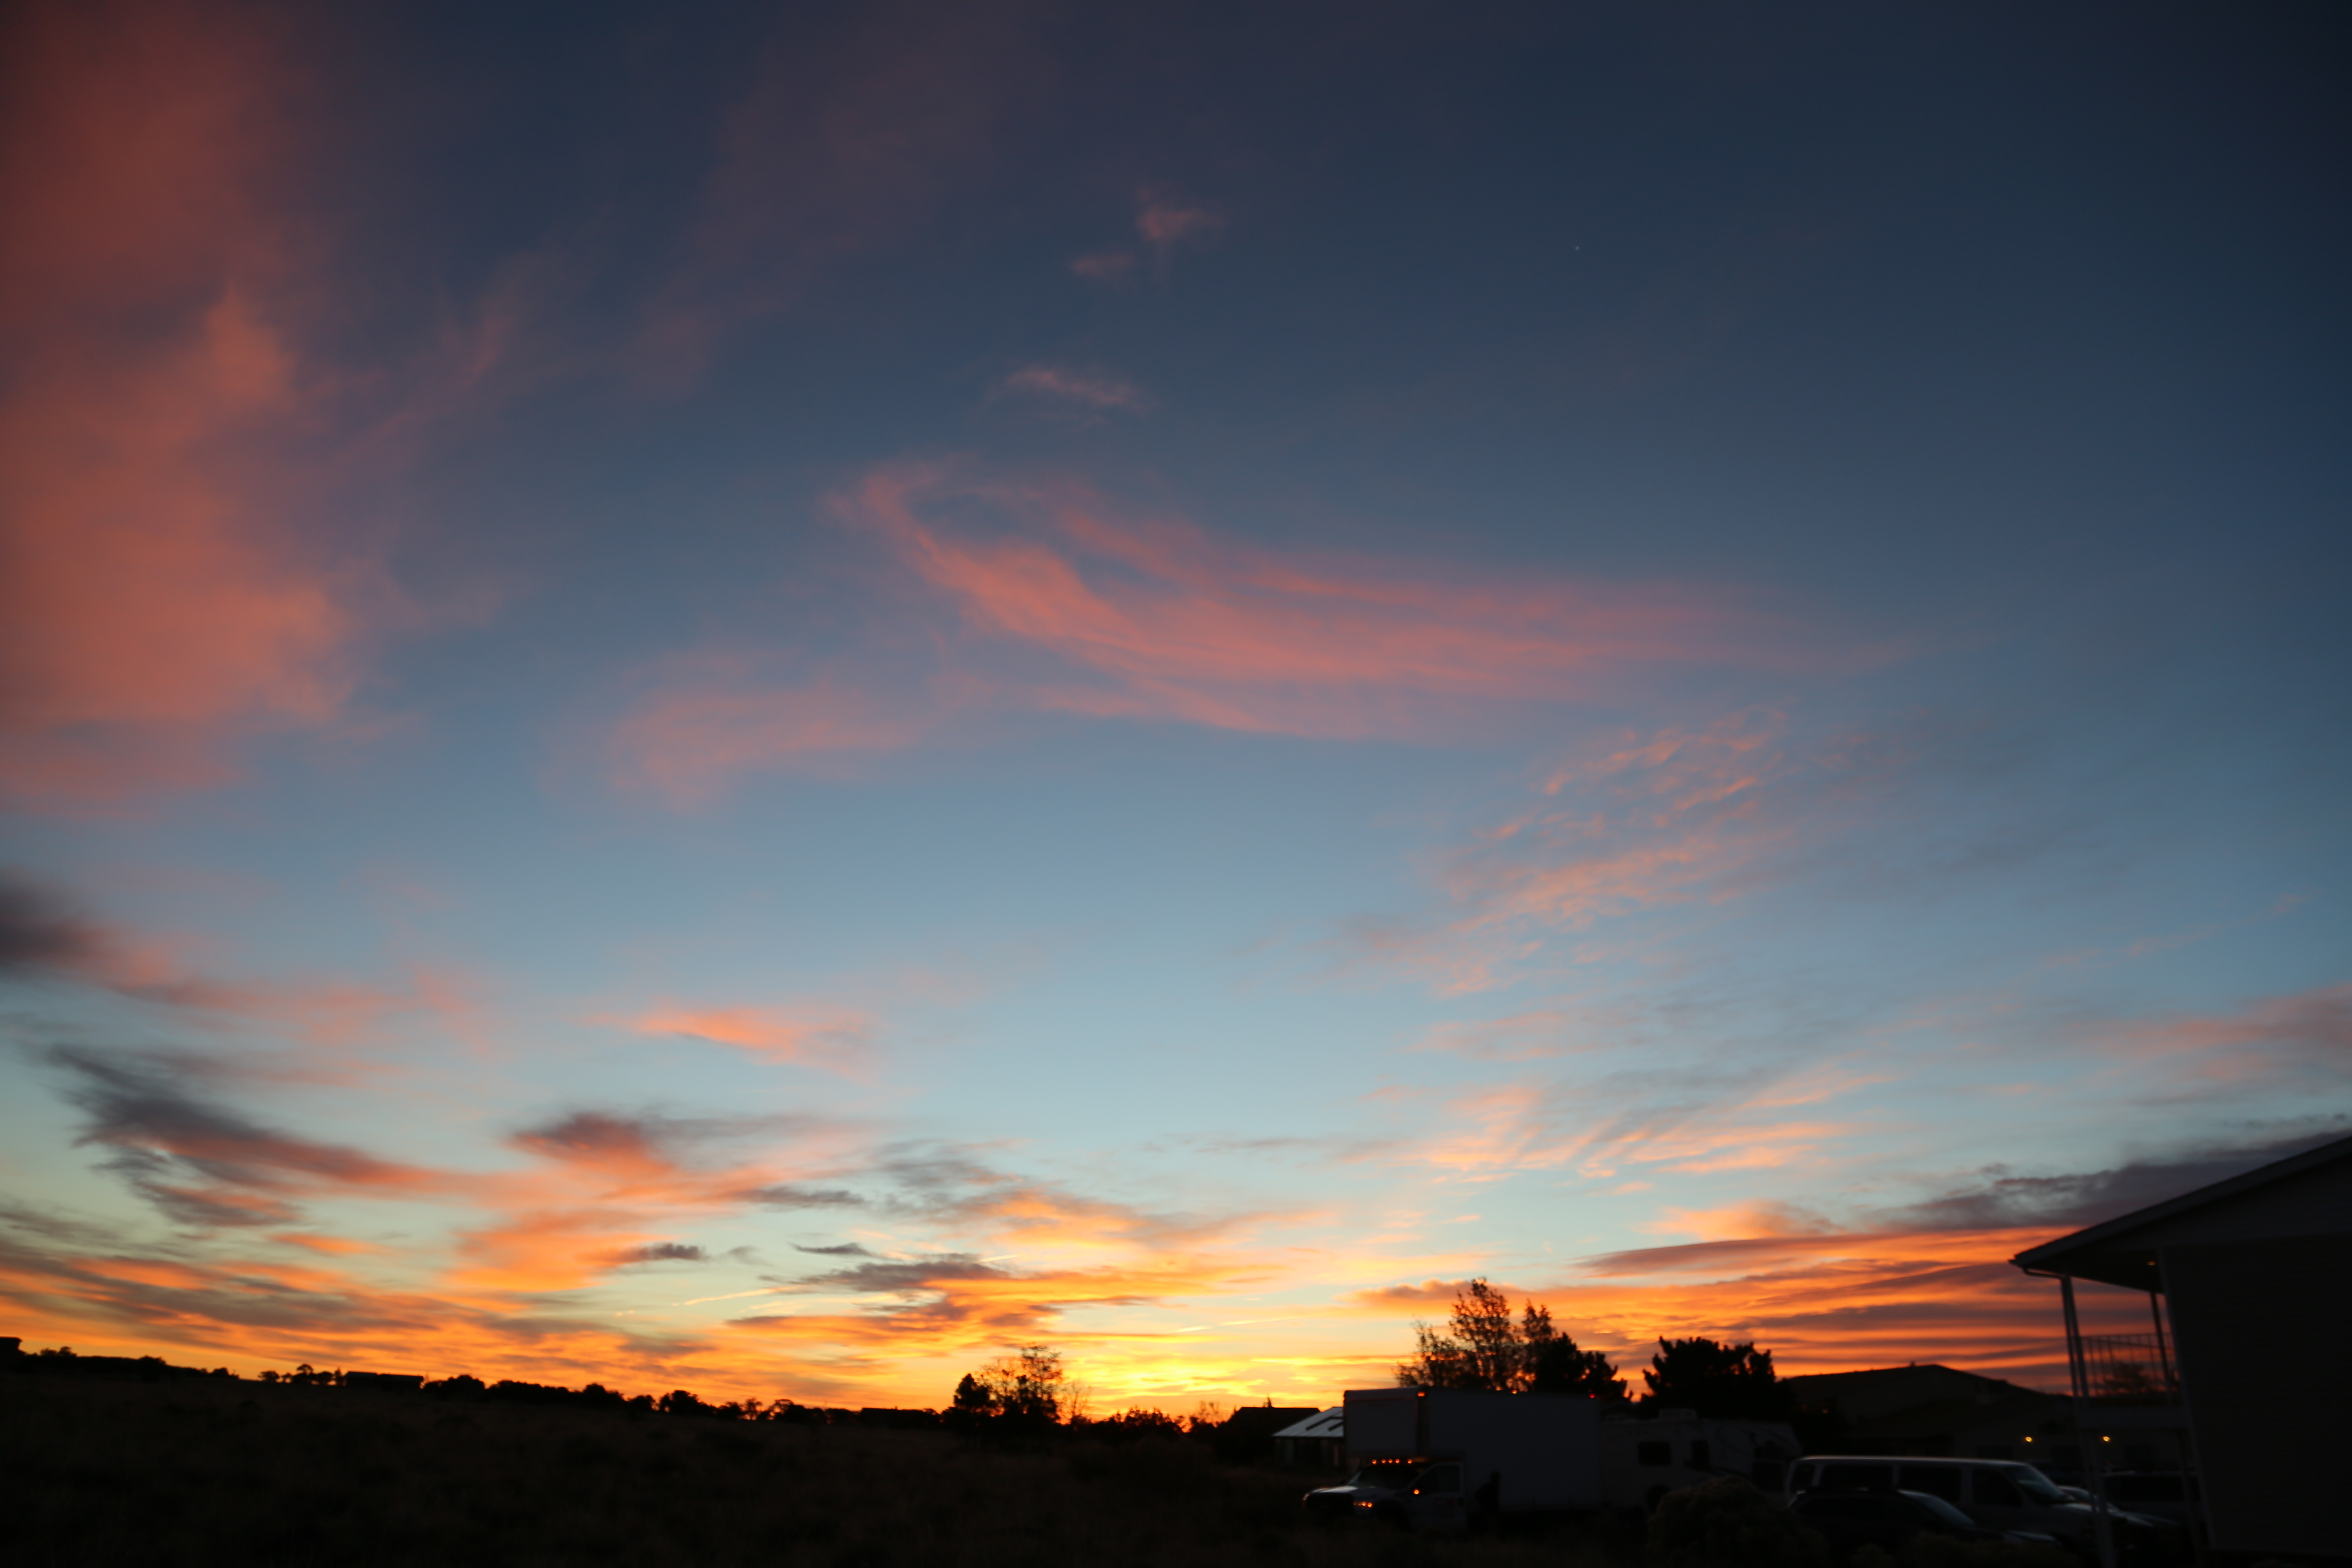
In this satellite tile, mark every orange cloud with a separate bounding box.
[628,1005,878,1077]
[1344,1225,2160,1391]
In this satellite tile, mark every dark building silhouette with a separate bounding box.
[1270,1405,1345,1469]
[341,1370,425,1392]
[1782,1364,2076,1468]
[2012,1130,2352,1561]
[1210,1404,1320,1465]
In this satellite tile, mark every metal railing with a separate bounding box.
[2079,1332,2178,1402]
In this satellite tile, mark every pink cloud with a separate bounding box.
[609,665,940,807]
[1071,250,1136,281]
[606,467,1815,802]
[1134,187,1222,250]
[0,3,526,813]
[639,9,1040,383]
[2078,984,2352,1088]
[0,4,376,809]
[994,364,1153,413]
[1351,709,1816,992]
[853,470,1799,730]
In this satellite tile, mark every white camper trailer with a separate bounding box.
[1599,1409,1801,1510]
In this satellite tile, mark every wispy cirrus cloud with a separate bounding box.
[610,465,1816,802]
[1347,709,1898,994]
[620,1004,879,1078]
[640,3,1043,383]
[0,866,485,1063]
[992,364,1154,415]
[2079,983,2352,1088]
[1071,186,1223,283]
[1134,187,1222,251]
[39,1046,458,1231]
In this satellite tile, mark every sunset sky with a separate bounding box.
[3,0,2347,1412]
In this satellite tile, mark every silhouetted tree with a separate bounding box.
[1641,1337,1792,1419]
[946,1345,1069,1436]
[1522,1303,1630,1401]
[1396,1279,1625,1397]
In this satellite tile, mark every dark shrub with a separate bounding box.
[1647,1475,1828,1568]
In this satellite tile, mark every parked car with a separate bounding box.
[2101,1472,2201,1531]
[1788,1455,2186,1562]
[1790,1488,2021,1556]
[1301,1463,1413,1524]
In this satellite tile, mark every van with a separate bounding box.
[1788,1456,2183,1560]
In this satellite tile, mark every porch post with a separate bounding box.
[2060,1273,2117,1568]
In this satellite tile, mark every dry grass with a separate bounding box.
[0,1375,1644,1568]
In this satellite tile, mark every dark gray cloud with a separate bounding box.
[511,1108,833,1172]
[0,869,106,977]
[797,1252,1015,1295]
[1865,1124,2352,1234]
[739,1183,867,1208]
[792,1241,873,1256]
[610,1242,706,1264]
[42,1045,435,1228]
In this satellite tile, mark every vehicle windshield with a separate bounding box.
[1348,1466,1412,1490]
[2003,1466,2067,1506]
[1905,1492,1977,1528]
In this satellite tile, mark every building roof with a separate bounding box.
[1844,1391,2069,1443]
[1272,1406,1345,1441]
[1783,1364,2043,1418]
[2010,1131,2352,1291]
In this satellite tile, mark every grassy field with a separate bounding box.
[0,1373,1648,1568]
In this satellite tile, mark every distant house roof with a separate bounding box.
[1783,1365,2044,1419]
[1222,1405,1320,1436]
[1847,1390,2067,1442]
[1784,1364,2024,1395]
[1272,1406,1345,1441]
[2010,1131,2352,1291]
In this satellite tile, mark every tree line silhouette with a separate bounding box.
[1393,1279,1795,1420]
[11,1281,1794,1435]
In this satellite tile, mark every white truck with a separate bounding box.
[1338,1387,1602,1529]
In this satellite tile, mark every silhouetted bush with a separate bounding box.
[1075,1407,1188,1444]
[1646,1476,1828,1568]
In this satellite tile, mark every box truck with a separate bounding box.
[1334,1387,1602,1530]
